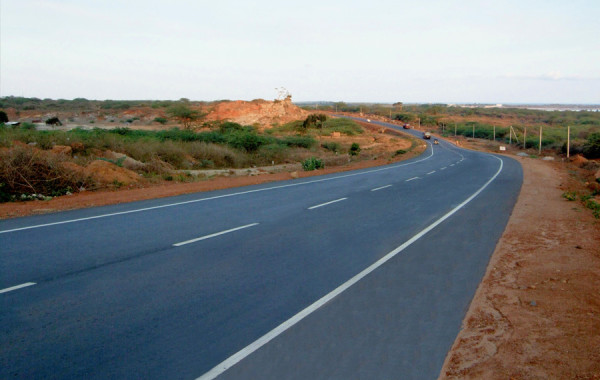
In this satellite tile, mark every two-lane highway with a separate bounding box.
[1,121,522,379]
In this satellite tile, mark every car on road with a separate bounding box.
[423,132,431,139]
[403,123,411,129]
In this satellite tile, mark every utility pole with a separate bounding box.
[567,126,571,158]
[454,123,457,137]
[539,126,543,155]
[523,127,527,149]
[509,125,512,145]
[493,125,496,141]
[472,124,475,139]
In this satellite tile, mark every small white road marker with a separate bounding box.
[0,282,36,294]
[308,198,347,210]
[440,167,447,170]
[450,164,455,167]
[371,185,392,192]
[426,171,436,175]
[173,223,259,247]
[405,177,420,182]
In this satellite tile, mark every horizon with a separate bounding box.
[2,95,600,107]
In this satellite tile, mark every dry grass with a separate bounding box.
[0,145,93,199]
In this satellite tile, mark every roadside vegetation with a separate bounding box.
[0,112,403,202]
[272,114,363,136]
[304,102,600,158]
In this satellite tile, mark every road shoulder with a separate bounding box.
[439,157,600,379]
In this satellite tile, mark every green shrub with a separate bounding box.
[321,142,340,152]
[281,135,315,148]
[302,114,327,129]
[302,157,324,171]
[322,118,363,135]
[394,149,407,156]
[154,117,167,124]
[219,121,248,134]
[19,122,36,130]
[562,191,577,201]
[393,113,415,123]
[583,132,600,159]
[226,131,266,152]
[349,143,361,156]
[257,143,287,163]
[583,197,600,218]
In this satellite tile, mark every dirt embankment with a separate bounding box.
[204,96,309,130]
[440,156,600,379]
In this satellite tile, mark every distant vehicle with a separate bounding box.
[367,119,371,122]
[434,139,439,145]
[423,132,431,139]
[403,123,411,129]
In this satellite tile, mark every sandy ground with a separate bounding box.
[440,156,600,379]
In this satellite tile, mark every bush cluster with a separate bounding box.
[0,146,92,201]
[302,157,324,171]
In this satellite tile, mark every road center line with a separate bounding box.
[450,164,455,167]
[196,156,505,380]
[308,198,347,210]
[0,282,36,294]
[405,177,420,182]
[426,171,436,175]
[371,185,392,192]
[440,167,447,170]
[173,223,259,247]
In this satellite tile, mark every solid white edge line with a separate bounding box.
[0,147,435,235]
[307,198,347,210]
[371,185,392,192]
[173,223,259,247]
[196,155,505,380]
[405,177,420,182]
[426,171,436,175]
[0,282,36,294]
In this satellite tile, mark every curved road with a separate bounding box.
[0,119,522,379]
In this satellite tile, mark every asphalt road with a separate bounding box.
[1,121,522,379]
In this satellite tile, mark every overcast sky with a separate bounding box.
[1,0,599,103]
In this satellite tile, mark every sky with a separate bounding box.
[1,0,599,103]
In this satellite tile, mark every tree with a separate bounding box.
[0,110,8,123]
[45,117,62,126]
[167,104,202,129]
[302,114,327,129]
[583,132,600,159]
